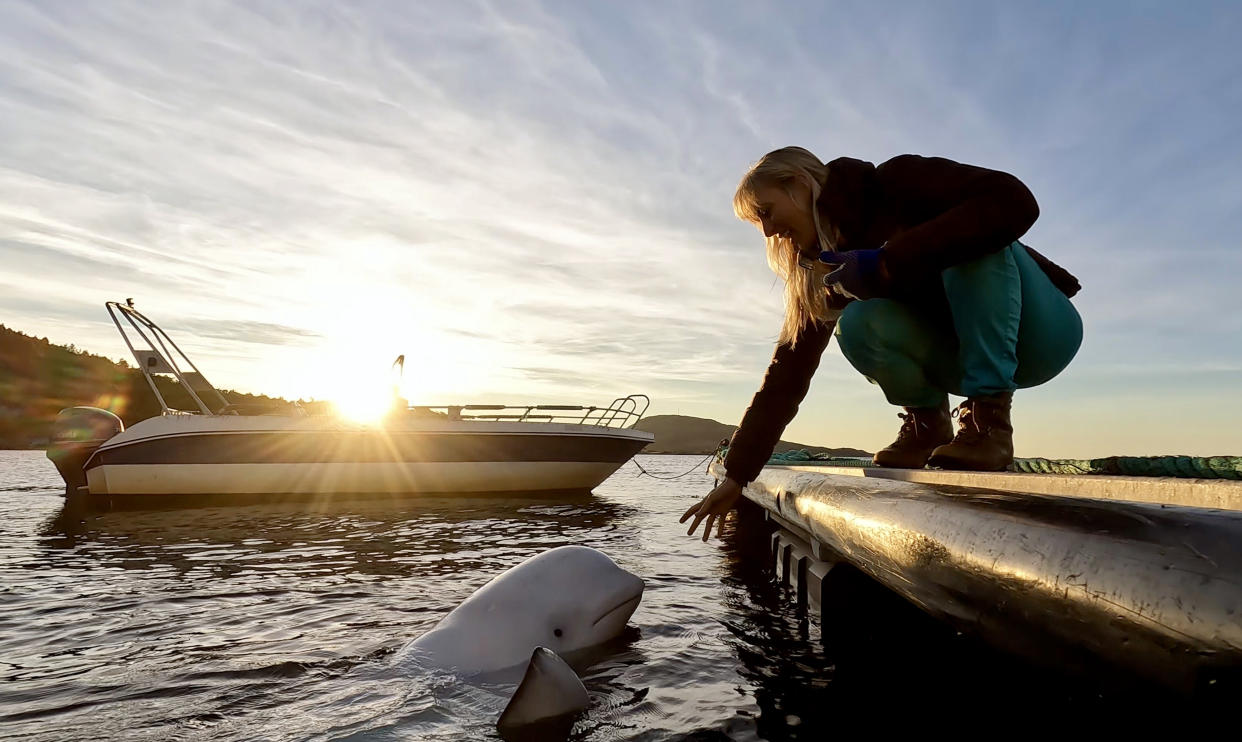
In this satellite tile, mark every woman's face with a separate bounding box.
[751,179,816,256]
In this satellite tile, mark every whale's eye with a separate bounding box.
[553,628,563,638]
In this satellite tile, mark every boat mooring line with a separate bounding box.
[630,454,715,481]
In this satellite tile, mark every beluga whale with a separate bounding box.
[396,545,644,738]
[399,545,643,675]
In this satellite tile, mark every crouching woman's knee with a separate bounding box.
[835,299,918,373]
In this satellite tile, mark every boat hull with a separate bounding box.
[82,416,652,496]
[86,461,629,495]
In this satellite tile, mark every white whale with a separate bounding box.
[398,545,644,676]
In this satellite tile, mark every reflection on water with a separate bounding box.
[3,452,765,741]
[0,451,1209,741]
[41,493,638,578]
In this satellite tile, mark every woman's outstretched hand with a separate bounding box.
[680,477,743,541]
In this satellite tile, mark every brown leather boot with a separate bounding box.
[872,399,953,469]
[927,392,1014,471]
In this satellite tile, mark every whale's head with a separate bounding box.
[410,546,644,674]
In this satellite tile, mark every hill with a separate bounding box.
[632,414,869,456]
[0,324,288,448]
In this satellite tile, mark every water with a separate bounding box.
[0,451,1192,740]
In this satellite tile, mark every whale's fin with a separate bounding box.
[496,647,589,739]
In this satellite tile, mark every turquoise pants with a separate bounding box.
[835,242,1082,408]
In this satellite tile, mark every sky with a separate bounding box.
[1,0,1239,457]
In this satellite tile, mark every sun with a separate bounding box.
[301,349,407,425]
[331,386,399,425]
[265,280,493,419]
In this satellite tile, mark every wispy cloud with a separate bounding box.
[0,0,1238,455]
[176,319,321,346]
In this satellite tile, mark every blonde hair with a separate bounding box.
[733,146,838,345]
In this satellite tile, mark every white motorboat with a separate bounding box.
[48,302,653,497]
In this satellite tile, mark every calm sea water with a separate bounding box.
[0,450,1183,740]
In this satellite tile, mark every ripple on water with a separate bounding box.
[0,451,1179,740]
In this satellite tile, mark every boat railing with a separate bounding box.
[408,395,650,429]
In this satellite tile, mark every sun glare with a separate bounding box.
[331,386,398,425]
[257,281,499,417]
[303,348,406,425]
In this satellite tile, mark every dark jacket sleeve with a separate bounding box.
[876,155,1040,283]
[723,320,833,484]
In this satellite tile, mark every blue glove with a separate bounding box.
[819,248,887,300]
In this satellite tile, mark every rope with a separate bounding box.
[1011,455,1242,480]
[630,453,716,481]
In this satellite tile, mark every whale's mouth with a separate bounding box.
[592,594,641,627]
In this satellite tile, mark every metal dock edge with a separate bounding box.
[710,461,1242,693]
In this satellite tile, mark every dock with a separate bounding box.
[710,460,1242,694]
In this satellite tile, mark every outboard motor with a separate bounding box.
[46,407,123,494]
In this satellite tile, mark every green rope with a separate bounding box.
[728,448,1242,481]
[767,450,876,467]
[1010,455,1242,480]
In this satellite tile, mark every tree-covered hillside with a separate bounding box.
[0,325,287,448]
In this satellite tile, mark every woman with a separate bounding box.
[682,147,1082,540]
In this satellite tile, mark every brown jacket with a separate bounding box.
[723,154,1080,484]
